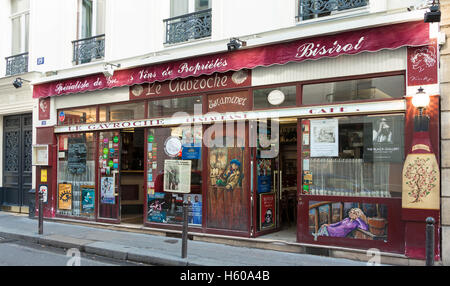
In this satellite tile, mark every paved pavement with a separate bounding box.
[0,236,145,266]
[0,211,369,266]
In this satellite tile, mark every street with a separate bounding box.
[0,236,148,266]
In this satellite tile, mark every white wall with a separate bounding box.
[28,0,78,73]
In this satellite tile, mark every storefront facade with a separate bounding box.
[32,20,441,260]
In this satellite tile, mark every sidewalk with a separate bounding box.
[0,211,370,266]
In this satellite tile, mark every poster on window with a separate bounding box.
[58,183,72,210]
[363,115,404,163]
[183,194,202,225]
[310,119,339,157]
[260,193,276,230]
[81,186,95,214]
[100,177,115,204]
[147,193,167,223]
[164,160,192,193]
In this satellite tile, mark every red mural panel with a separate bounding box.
[407,39,438,86]
[206,130,248,232]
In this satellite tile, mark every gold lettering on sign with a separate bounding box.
[412,144,431,152]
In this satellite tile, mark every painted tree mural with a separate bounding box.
[404,157,438,204]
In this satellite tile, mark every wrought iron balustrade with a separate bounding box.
[164,9,212,45]
[297,0,368,21]
[5,52,28,76]
[72,34,105,65]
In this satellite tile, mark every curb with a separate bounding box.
[0,230,194,266]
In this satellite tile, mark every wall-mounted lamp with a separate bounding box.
[13,77,30,89]
[227,38,247,52]
[412,86,431,131]
[424,0,441,23]
[103,63,121,78]
[412,87,431,115]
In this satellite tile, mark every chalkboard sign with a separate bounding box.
[68,139,87,174]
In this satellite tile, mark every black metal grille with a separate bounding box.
[164,9,212,45]
[297,0,368,21]
[72,34,105,65]
[5,53,28,76]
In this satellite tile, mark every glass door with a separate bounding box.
[253,119,281,234]
[97,131,121,222]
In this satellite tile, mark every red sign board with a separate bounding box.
[207,90,251,113]
[38,98,50,120]
[130,70,251,100]
[407,38,438,86]
[33,21,430,99]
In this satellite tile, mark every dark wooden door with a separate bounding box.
[3,114,32,206]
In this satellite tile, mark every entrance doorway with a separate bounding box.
[119,128,145,225]
[255,118,298,242]
[2,114,32,210]
[97,129,145,224]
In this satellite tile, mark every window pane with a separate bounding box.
[146,126,203,226]
[57,133,96,219]
[253,86,297,109]
[81,0,93,38]
[149,96,202,118]
[302,75,405,105]
[58,107,97,126]
[195,0,210,11]
[170,0,189,17]
[24,13,29,51]
[96,0,105,35]
[100,102,146,122]
[11,0,29,14]
[11,17,21,54]
[301,115,404,198]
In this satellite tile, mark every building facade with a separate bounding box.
[0,0,447,264]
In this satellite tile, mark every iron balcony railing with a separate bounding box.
[297,0,368,21]
[72,34,105,65]
[164,9,212,45]
[5,52,28,76]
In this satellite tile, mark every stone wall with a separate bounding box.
[440,0,450,266]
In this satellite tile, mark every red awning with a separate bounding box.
[33,21,430,99]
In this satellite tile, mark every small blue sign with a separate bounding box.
[37,57,45,65]
[182,146,201,160]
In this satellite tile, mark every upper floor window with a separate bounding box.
[6,0,29,76]
[79,0,105,39]
[170,0,211,17]
[11,0,29,55]
[165,0,212,45]
[296,0,368,21]
[73,0,106,64]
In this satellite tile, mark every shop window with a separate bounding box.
[57,133,96,218]
[58,107,97,126]
[146,126,203,226]
[99,102,146,122]
[253,86,297,109]
[301,114,405,198]
[302,75,405,105]
[148,96,202,118]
